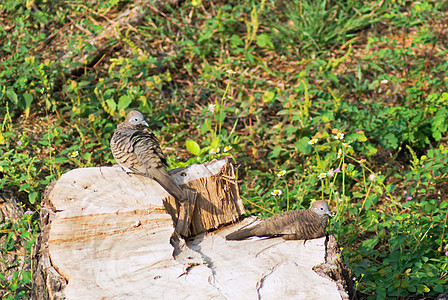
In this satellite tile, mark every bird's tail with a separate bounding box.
[152,171,192,203]
[225,227,255,240]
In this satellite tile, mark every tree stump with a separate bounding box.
[32,159,353,299]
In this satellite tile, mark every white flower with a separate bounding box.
[318,173,327,179]
[70,151,79,158]
[334,132,344,140]
[381,79,389,84]
[277,170,286,177]
[342,142,351,148]
[223,145,232,152]
[308,138,318,145]
[368,173,377,182]
[208,104,216,113]
[337,148,343,158]
[327,169,335,178]
[209,148,220,155]
[271,189,283,196]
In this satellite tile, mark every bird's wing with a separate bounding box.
[262,210,301,235]
[265,210,325,239]
[131,129,168,169]
[132,130,188,203]
[111,127,147,175]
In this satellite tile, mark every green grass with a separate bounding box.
[1,0,448,298]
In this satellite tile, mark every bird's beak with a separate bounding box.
[142,120,149,127]
[328,211,334,218]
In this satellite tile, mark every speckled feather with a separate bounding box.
[225,200,332,241]
[110,110,187,202]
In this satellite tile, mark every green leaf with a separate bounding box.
[20,230,30,239]
[417,284,430,294]
[214,111,226,126]
[365,143,378,156]
[33,10,49,24]
[230,34,244,48]
[106,99,117,114]
[286,126,298,136]
[138,96,152,114]
[376,289,387,300]
[262,91,275,103]
[245,52,254,64]
[384,133,398,148]
[385,184,396,194]
[6,90,18,105]
[256,33,273,48]
[431,108,447,141]
[360,236,379,251]
[200,119,212,135]
[269,145,282,158]
[441,92,448,101]
[23,93,33,118]
[198,30,213,43]
[348,132,367,142]
[352,191,364,199]
[22,271,32,284]
[295,137,312,154]
[117,95,132,113]
[364,194,378,211]
[185,140,201,156]
[434,284,444,293]
[28,191,38,204]
[5,232,15,250]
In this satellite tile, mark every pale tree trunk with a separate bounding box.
[32,159,353,299]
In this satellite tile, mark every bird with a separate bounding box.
[110,110,188,203]
[225,200,332,241]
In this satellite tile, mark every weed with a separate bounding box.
[1,0,448,298]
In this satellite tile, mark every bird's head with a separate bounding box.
[311,200,333,217]
[125,110,149,127]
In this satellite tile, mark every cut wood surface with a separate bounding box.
[32,159,351,299]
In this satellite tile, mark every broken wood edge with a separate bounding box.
[32,181,67,300]
[164,158,243,238]
[312,233,356,300]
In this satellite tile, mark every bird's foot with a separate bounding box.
[119,167,132,176]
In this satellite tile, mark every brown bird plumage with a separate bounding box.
[225,200,332,241]
[110,110,188,203]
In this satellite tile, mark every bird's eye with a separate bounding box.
[134,118,139,122]
[320,207,323,210]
